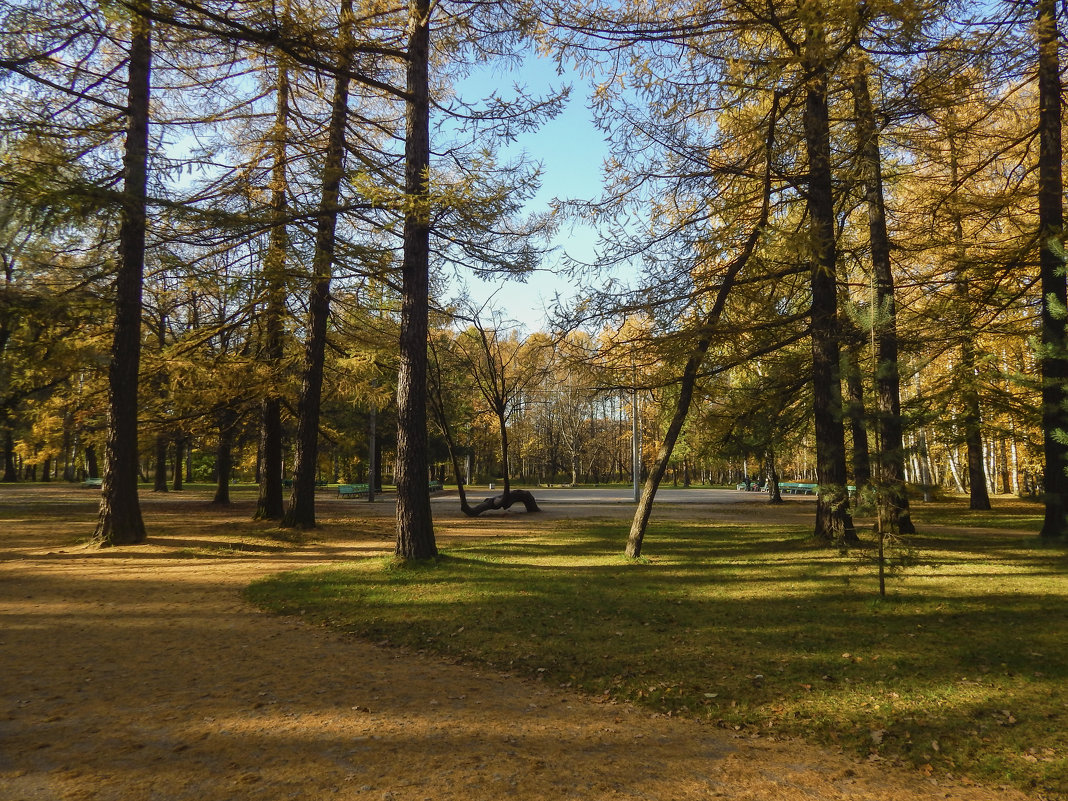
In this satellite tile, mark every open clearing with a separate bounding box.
[0,484,1047,800]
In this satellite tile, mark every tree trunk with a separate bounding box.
[945,119,992,512]
[766,448,783,504]
[93,3,150,546]
[172,436,184,490]
[394,0,437,560]
[1037,0,1068,540]
[366,402,376,502]
[851,60,914,534]
[85,444,99,480]
[255,40,291,522]
[804,14,856,545]
[465,488,540,516]
[626,96,777,557]
[498,403,513,501]
[281,0,353,529]
[153,434,168,492]
[961,338,991,510]
[212,409,237,505]
[843,343,871,491]
[2,428,15,482]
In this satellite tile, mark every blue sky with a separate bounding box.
[453,53,608,332]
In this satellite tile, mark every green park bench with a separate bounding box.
[778,482,818,494]
[337,483,369,499]
[428,480,444,493]
[81,477,102,489]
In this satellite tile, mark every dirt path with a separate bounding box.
[0,487,1031,801]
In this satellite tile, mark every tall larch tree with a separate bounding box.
[800,0,856,544]
[282,0,356,529]
[94,1,152,546]
[850,57,915,533]
[1036,0,1067,541]
[394,0,437,558]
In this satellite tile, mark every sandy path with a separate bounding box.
[0,488,1032,801]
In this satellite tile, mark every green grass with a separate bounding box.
[246,519,1068,798]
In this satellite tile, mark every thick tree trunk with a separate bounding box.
[803,15,856,545]
[1037,0,1068,540]
[255,47,290,522]
[851,62,914,534]
[93,3,150,546]
[394,0,437,560]
[281,0,353,529]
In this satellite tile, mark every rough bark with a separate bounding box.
[281,0,353,529]
[1037,0,1068,540]
[394,0,437,560]
[93,3,150,546]
[803,14,856,545]
[255,51,291,522]
[850,62,914,534]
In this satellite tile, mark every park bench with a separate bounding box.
[337,483,369,499]
[81,477,102,489]
[428,480,444,493]
[778,482,818,495]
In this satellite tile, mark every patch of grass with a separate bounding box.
[246,518,1068,799]
[913,498,1045,533]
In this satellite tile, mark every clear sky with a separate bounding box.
[453,53,608,332]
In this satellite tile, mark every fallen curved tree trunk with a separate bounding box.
[463,489,541,517]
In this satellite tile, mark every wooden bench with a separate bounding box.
[428,480,444,493]
[81,477,102,489]
[337,484,369,499]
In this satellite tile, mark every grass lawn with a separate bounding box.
[247,512,1068,799]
